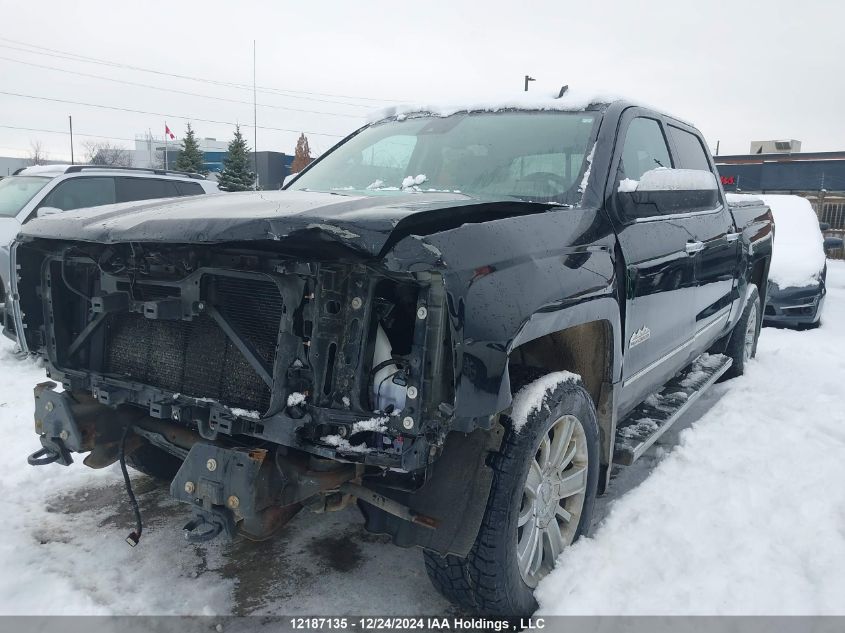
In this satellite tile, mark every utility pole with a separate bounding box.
[524,75,536,92]
[715,140,720,156]
[253,40,259,190]
[68,115,74,164]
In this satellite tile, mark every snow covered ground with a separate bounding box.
[0,262,843,616]
[537,261,845,615]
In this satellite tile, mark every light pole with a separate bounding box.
[68,115,74,164]
[524,75,536,92]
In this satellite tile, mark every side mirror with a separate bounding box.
[36,206,63,218]
[618,168,719,218]
[823,236,843,254]
[282,173,299,188]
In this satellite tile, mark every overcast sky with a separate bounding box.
[0,0,842,162]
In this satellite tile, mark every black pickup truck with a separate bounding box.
[11,95,773,616]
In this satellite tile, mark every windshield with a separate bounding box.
[0,176,51,218]
[290,111,599,204]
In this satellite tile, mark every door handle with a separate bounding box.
[726,232,742,242]
[685,241,705,255]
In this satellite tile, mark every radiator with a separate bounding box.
[102,276,284,413]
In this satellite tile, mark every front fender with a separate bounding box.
[387,206,619,423]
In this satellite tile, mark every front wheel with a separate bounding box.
[424,376,600,616]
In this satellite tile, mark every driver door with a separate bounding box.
[611,113,699,413]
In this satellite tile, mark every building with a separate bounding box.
[749,139,802,154]
[132,135,294,189]
[715,147,845,259]
[133,135,229,172]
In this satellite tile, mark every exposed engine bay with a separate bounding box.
[17,239,489,546]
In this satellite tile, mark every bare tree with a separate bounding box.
[27,140,48,165]
[83,140,133,167]
[290,133,313,173]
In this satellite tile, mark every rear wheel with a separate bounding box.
[424,376,599,616]
[722,286,761,379]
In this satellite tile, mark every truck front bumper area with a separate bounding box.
[27,382,446,542]
[26,381,493,556]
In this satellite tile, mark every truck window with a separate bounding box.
[174,181,204,196]
[40,177,116,211]
[362,135,418,169]
[619,118,672,182]
[668,125,712,172]
[117,177,179,203]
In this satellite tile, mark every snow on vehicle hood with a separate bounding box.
[729,194,826,288]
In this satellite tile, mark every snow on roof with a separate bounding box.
[759,195,826,289]
[367,87,624,123]
[16,164,71,176]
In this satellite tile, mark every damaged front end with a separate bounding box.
[19,236,475,547]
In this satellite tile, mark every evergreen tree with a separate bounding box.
[174,123,207,174]
[217,125,256,191]
[290,133,313,173]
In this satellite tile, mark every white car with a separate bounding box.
[1,165,219,340]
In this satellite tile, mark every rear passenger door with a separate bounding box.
[665,124,739,349]
[116,177,179,202]
[611,112,699,410]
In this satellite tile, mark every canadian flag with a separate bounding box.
[165,124,176,140]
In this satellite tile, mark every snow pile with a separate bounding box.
[760,194,826,289]
[509,371,581,432]
[287,392,306,407]
[320,434,370,454]
[351,416,389,434]
[401,174,427,190]
[535,262,845,615]
[229,407,260,420]
[617,178,639,193]
[617,417,658,439]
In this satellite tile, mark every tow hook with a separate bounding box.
[27,446,62,466]
[182,508,235,543]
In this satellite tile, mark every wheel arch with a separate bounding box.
[507,299,622,492]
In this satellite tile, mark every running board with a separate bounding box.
[613,353,732,465]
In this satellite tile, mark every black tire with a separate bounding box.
[126,442,183,481]
[424,375,600,616]
[722,285,761,379]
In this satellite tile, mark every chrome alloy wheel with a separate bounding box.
[744,302,758,362]
[516,414,588,587]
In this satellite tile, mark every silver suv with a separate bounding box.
[1,165,220,341]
